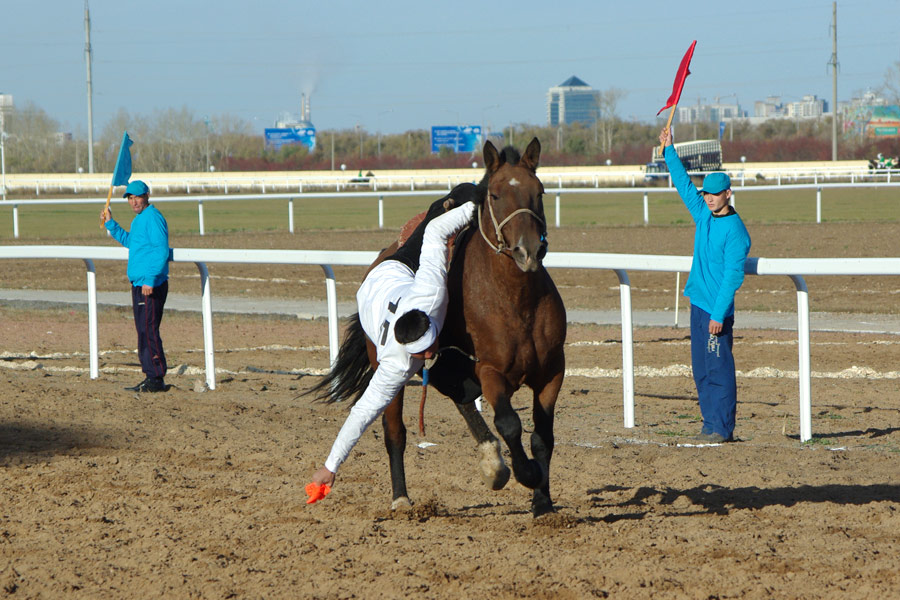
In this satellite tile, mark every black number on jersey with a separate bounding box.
[379,298,402,346]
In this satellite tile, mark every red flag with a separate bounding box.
[657,40,697,115]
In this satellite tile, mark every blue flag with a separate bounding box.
[111,131,133,187]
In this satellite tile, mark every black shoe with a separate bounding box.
[125,377,166,393]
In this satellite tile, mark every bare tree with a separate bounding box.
[880,60,900,105]
[597,87,626,154]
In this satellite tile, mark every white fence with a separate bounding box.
[0,163,894,196]
[2,245,899,442]
[4,177,900,239]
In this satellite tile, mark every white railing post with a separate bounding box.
[816,187,822,224]
[674,272,681,328]
[378,195,384,229]
[289,198,295,234]
[555,193,560,228]
[789,274,812,442]
[83,258,99,379]
[321,265,339,367]
[198,200,205,236]
[643,192,649,225]
[614,269,635,429]
[195,261,216,390]
[13,204,19,238]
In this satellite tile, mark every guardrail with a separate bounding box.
[4,177,900,239]
[2,245,899,442]
[0,163,893,196]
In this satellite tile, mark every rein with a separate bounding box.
[477,193,546,256]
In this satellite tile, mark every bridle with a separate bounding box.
[477,188,547,256]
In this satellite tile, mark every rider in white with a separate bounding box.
[312,200,476,487]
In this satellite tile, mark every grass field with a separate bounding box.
[1,185,898,241]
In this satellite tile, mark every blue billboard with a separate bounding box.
[431,125,482,153]
[265,127,317,152]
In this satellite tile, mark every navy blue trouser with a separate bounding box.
[690,304,736,438]
[132,280,168,379]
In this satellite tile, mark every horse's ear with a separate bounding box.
[483,141,501,174]
[521,137,541,172]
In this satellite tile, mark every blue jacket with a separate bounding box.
[105,204,170,287]
[664,145,751,322]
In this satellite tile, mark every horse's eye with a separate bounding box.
[490,193,499,201]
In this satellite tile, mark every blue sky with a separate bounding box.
[2,0,898,136]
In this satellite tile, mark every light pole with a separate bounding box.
[481,104,498,147]
[377,109,394,158]
[204,115,211,172]
[0,105,8,201]
[350,114,363,161]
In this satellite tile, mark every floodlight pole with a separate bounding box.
[829,1,838,161]
[84,0,95,173]
[0,110,6,202]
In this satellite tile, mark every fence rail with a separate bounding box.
[0,162,893,196]
[4,176,900,239]
[3,245,899,442]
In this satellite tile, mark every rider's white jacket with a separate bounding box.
[324,202,475,473]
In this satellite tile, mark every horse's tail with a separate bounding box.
[305,312,373,404]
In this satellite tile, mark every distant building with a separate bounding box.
[677,96,743,124]
[547,76,600,126]
[265,93,316,151]
[754,96,783,119]
[751,94,826,120]
[786,95,826,119]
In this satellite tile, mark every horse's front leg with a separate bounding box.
[530,361,564,517]
[481,368,544,490]
[454,401,510,490]
[381,389,411,510]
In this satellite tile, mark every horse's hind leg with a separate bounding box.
[381,390,411,510]
[454,401,510,490]
[530,364,565,517]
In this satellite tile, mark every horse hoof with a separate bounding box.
[391,496,412,511]
[483,465,511,491]
[531,494,554,518]
[478,441,510,490]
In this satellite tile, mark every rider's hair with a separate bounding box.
[394,309,430,345]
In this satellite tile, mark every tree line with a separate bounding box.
[2,100,899,175]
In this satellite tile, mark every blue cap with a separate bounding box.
[701,172,730,194]
[123,180,150,197]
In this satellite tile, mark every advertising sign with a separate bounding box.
[265,127,317,151]
[431,125,482,153]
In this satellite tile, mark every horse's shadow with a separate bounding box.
[588,482,900,519]
[0,422,114,464]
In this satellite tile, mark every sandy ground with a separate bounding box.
[2,221,900,598]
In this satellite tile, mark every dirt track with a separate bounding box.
[1,221,900,598]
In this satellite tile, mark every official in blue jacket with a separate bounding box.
[660,128,751,443]
[101,180,171,393]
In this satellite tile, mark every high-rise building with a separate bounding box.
[547,76,600,126]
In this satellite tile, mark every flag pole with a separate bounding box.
[660,105,678,155]
[100,185,113,227]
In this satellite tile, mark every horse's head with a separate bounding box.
[479,137,547,273]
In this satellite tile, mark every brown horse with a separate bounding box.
[311,138,566,516]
